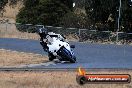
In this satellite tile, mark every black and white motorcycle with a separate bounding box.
[38,28,76,63]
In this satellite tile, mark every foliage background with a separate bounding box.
[0,0,132,32]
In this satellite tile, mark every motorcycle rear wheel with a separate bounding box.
[48,52,56,61]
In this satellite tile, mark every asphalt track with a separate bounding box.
[0,38,132,69]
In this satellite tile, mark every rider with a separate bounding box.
[38,27,49,52]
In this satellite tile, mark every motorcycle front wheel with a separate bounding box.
[57,46,76,63]
[70,55,76,63]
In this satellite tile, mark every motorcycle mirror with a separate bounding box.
[70,45,75,48]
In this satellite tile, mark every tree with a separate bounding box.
[85,0,119,23]
[16,0,73,26]
[60,12,89,28]
[85,0,119,31]
[128,0,132,6]
[0,0,8,14]
[120,0,132,32]
[0,0,8,9]
[85,0,132,32]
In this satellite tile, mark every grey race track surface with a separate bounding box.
[0,38,132,69]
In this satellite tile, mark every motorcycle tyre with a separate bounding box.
[48,52,56,61]
[69,56,76,63]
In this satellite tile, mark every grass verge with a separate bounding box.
[0,49,48,67]
[0,70,132,88]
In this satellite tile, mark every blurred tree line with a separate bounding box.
[0,0,132,32]
[85,0,132,32]
[16,0,73,26]
[0,0,8,13]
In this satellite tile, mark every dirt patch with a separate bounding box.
[0,49,48,67]
[0,70,131,88]
[0,1,40,40]
[0,21,40,40]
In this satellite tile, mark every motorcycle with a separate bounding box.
[38,28,76,63]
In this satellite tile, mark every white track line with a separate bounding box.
[17,61,56,68]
